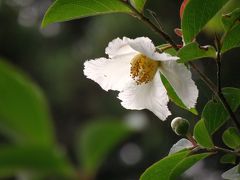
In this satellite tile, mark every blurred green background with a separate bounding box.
[0,0,240,179]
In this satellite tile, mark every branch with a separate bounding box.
[122,0,179,51]
[189,62,217,93]
[212,146,240,156]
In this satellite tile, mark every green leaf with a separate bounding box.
[204,1,240,34]
[182,0,229,43]
[0,59,54,146]
[161,74,198,115]
[203,100,228,135]
[42,0,132,27]
[203,87,240,135]
[193,119,214,148]
[220,153,236,164]
[222,127,240,149]
[222,24,240,53]
[222,8,240,30]
[140,150,189,180]
[130,0,147,12]
[177,42,216,63]
[77,119,133,173]
[222,87,240,110]
[221,8,240,52]
[169,153,211,180]
[0,145,74,178]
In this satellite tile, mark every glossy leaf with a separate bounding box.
[180,0,188,18]
[203,100,228,135]
[131,0,147,12]
[77,119,133,173]
[193,119,214,148]
[222,127,240,149]
[140,150,189,180]
[221,6,240,53]
[205,1,240,34]
[220,154,236,165]
[222,8,240,30]
[0,59,54,146]
[178,42,216,63]
[0,146,74,178]
[182,0,229,43]
[203,87,240,135]
[222,24,240,53]
[160,74,198,115]
[169,153,211,180]
[42,0,132,27]
[222,87,240,110]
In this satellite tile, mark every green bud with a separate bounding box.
[171,117,190,136]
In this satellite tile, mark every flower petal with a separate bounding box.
[105,37,137,58]
[126,37,179,61]
[83,54,134,91]
[159,61,198,108]
[169,138,193,155]
[118,74,171,120]
[222,165,240,180]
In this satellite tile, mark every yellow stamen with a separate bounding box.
[130,54,159,85]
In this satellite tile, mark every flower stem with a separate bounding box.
[186,133,197,147]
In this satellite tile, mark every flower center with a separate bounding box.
[130,54,159,85]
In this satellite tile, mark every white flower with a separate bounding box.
[84,37,198,120]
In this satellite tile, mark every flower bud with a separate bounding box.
[171,117,190,136]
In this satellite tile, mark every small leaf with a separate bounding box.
[177,42,216,63]
[140,150,189,180]
[169,153,211,180]
[130,0,147,12]
[222,8,240,31]
[42,0,132,27]
[193,119,214,148]
[182,0,229,43]
[161,74,198,115]
[222,164,240,180]
[169,138,193,155]
[77,119,133,173]
[0,59,54,146]
[220,154,236,165]
[222,127,240,149]
[0,146,74,178]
